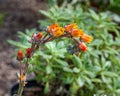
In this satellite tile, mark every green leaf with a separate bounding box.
[106,47,119,55]
[63,67,73,73]
[83,76,92,85]
[55,48,67,58]
[115,89,120,94]
[89,9,100,21]
[45,42,56,52]
[17,31,30,39]
[103,61,111,69]
[77,76,84,87]
[54,59,68,67]
[73,67,80,73]
[70,82,79,95]
[90,39,103,46]
[7,40,30,48]
[40,10,54,20]
[102,72,118,77]
[72,55,82,68]
[46,65,52,74]
[44,82,50,94]
[64,77,74,84]
[84,71,96,78]
[91,79,102,83]
[35,51,52,59]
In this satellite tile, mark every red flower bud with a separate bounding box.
[78,42,87,52]
[17,50,24,61]
[35,32,42,40]
[26,48,32,58]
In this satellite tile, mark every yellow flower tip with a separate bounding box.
[81,34,93,43]
[64,23,78,32]
[73,23,78,29]
[53,27,64,37]
[71,29,84,37]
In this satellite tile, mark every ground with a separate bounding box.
[0,0,46,95]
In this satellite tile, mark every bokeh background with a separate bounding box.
[0,0,46,95]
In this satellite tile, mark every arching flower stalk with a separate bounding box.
[16,23,93,96]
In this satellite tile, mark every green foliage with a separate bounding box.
[109,0,120,15]
[0,13,6,27]
[9,5,120,96]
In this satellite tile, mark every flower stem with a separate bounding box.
[17,81,24,96]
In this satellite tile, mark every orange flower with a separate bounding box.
[81,34,93,43]
[26,48,32,58]
[64,23,78,32]
[17,50,24,61]
[71,29,84,37]
[53,27,65,37]
[47,23,59,33]
[20,73,26,81]
[35,32,42,40]
[78,42,87,52]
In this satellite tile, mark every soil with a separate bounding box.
[0,0,46,95]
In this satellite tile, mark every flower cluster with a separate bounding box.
[17,23,93,80]
[16,23,93,95]
[46,23,93,53]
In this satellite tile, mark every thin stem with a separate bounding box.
[24,58,29,74]
[42,33,49,40]
[42,36,53,44]
[72,37,79,44]
[17,61,24,96]
[17,81,24,96]
[60,33,70,38]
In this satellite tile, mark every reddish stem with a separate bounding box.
[42,36,53,44]
[72,37,79,44]
[24,58,29,74]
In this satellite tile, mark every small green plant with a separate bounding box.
[8,23,92,96]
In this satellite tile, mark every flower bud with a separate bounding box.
[81,34,93,43]
[47,23,59,33]
[71,29,84,37]
[35,32,42,40]
[25,48,32,58]
[52,27,64,37]
[78,42,87,52]
[17,50,24,61]
[64,23,78,32]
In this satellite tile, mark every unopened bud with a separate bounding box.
[78,42,87,52]
[25,48,32,58]
[17,50,24,61]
